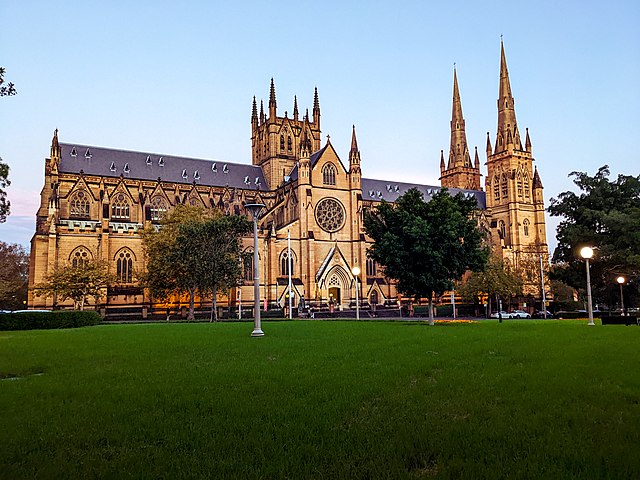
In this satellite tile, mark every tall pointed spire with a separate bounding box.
[350,124,359,152]
[448,66,471,169]
[312,87,320,129]
[269,78,277,118]
[259,100,265,125]
[495,40,521,153]
[349,125,361,179]
[293,95,299,121]
[525,127,532,152]
[251,96,258,128]
[474,146,480,169]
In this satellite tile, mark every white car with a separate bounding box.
[490,311,512,319]
[510,310,531,319]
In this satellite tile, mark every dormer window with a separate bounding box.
[255,177,260,185]
[182,169,188,180]
[211,163,217,172]
[194,170,200,180]
[123,163,130,174]
[70,147,77,157]
[394,185,400,192]
[244,176,250,185]
[146,155,152,165]
[84,148,92,159]
[223,164,229,174]
[109,162,116,172]
[158,157,165,167]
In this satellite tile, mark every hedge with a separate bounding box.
[0,311,102,331]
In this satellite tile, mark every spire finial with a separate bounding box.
[293,95,299,120]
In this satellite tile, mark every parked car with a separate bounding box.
[532,310,553,318]
[510,310,531,319]
[490,311,512,319]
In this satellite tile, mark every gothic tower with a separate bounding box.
[485,41,548,267]
[440,67,481,190]
[251,79,322,189]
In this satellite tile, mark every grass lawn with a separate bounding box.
[1,320,639,479]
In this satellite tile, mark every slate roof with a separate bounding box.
[288,144,328,182]
[58,143,268,191]
[361,178,486,209]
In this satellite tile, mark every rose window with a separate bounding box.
[315,198,345,233]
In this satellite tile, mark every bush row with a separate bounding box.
[0,311,102,331]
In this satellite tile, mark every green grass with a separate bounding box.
[1,320,639,479]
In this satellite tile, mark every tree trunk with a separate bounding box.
[428,295,434,326]
[80,295,85,311]
[187,287,196,321]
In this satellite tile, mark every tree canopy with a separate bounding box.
[548,165,640,306]
[0,67,16,97]
[141,205,251,320]
[0,157,10,223]
[35,259,114,310]
[364,188,488,324]
[0,241,29,310]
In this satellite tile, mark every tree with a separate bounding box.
[141,205,251,321]
[548,165,640,305]
[364,188,488,324]
[0,241,29,310]
[35,259,114,310]
[458,252,523,314]
[0,157,10,223]
[0,67,17,97]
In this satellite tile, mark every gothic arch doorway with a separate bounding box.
[325,266,349,308]
[370,290,379,305]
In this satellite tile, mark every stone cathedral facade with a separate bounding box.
[28,43,548,314]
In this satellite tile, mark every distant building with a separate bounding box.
[28,42,548,314]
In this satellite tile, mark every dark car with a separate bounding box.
[532,310,553,319]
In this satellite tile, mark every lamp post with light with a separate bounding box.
[580,246,595,326]
[617,276,626,315]
[245,203,265,337]
[352,266,361,320]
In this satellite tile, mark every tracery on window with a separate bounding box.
[70,247,92,268]
[111,193,130,220]
[366,258,377,276]
[501,174,508,198]
[150,196,168,221]
[115,248,134,284]
[243,250,254,282]
[280,135,285,150]
[524,175,530,199]
[315,198,345,233]
[493,176,500,200]
[523,219,530,237]
[322,163,336,185]
[69,190,91,218]
[280,249,296,276]
[287,136,292,151]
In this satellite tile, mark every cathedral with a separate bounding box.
[28,43,548,315]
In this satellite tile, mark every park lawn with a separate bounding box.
[1,320,639,479]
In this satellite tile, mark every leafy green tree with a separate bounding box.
[141,205,251,321]
[0,157,10,223]
[548,165,640,305]
[458,252,522,314]
[0,67,17,97]
[364,188,488,324]
[35,259,114,310]
[0,241,29,310]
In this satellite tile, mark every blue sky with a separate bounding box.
[1,0,639,253]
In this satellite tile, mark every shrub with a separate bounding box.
[0,310,102,331]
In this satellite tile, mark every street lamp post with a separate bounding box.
[539,254,547,320]
[287,230,293,320]
[617,276,625,315]
[245,203,266,337]
[580,246,595,326]
[352,266,361,320]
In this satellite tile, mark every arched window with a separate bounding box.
[501,174,508,198]
[516,173,523,198]
[366,258,377,276]
[280,250,295,277]
[115,249,134,284]
[287,136,292,151]
[523,219,530,237]
[243,250,254,282]
[111,193,130,220]
[69,190,90,218]
[70,247,92,268]
[322,163,336,185]
[280,135,285,151]
[498,220,506,240]
[523,175,530,199]
[150,196,168,221]
[493,176,500,201]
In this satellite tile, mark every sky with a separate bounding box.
[1,0,639,255]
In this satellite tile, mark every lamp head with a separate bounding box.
[352,266,361,276]
[244,203,265,220]
[580,246,594,259]
[617,276,625,285]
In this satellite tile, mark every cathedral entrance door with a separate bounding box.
[328,287,341,305]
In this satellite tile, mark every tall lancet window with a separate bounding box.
[322,163,336,185]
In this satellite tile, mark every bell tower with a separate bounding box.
[440,67,481,191]
[251,79,322,189]
[485,41,548,267]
